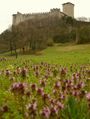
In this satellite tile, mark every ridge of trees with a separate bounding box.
[0,16,90,55]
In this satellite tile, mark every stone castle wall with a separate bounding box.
[12,2,74,26]
[12,9,65,26]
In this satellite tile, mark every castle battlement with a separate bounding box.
[12,2,74,26]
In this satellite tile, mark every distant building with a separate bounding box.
[12,2,74,26]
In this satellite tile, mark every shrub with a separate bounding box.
[47,38,54,46]
[77,26,90,44]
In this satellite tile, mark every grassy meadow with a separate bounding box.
[0,44,90,119]
[1,44,90,66]
[30,44,90,65]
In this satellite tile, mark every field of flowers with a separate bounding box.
[0,44,90,119]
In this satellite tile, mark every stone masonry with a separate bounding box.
[12,2,74,26]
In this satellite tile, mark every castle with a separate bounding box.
[12,2,74,26]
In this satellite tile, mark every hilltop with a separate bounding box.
[0,15,90,55]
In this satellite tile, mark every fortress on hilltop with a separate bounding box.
[12,2,74,26]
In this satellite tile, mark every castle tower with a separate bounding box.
[12,12,24,26]
[62,2,74,18]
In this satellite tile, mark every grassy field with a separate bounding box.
[0,44,90,67]
[0,44,90,119]
[30,44,90,65]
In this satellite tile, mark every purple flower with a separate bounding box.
[21,67,28,78]
[54,81,61,89]
[56,101,64,110]
[86,93,90,101]
[27,102,37,111]
[42,93,50,101]
[10,82,27,95]
[72,73,79,81]
[59,93,65,100]
[25,91,31,97]
[50,106,58,116]
[31,83,37,91]
[26,100,37,116]
[35,70,40,77]
[6,70,11,76]
[40,79,46,87]
[72,91,79,97]
[37,88,44,96]
[40,107,51,119]
[49,98,56,105]
[60,68,67,77]
[77,82,85,89]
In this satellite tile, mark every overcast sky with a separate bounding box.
[0,0,90,33]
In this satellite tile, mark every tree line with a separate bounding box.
[0,16,90,56]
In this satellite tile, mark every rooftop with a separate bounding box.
[62,2,74,6]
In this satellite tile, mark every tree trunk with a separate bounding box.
[10,40,13,55]
[76,28,79,44]
[14,43,18,58]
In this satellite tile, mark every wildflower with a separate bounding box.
[60,68,67,77]
[42,93,50,101]
[77,72,81,79]
[40,79,46,87]
[80,90,86,98]
[35,70,40,77]
[6,70,11,77]
[86,92,90,101]
[77,81,85,89]
[54,81,61,89]
[72,73,79,81]
[31,83,37,91]
[50,105,58,116]
[25,91,31,97]
[53,89,57,95]
[59,93,65,100]
[72,91,79,97]
[10,82,26,95]
[27,101,37,111]
[2,105,8,113]
[40,107,51,119]
[21,67,28,78]
[56,101,64,110]
[49,98,56,105]
[26,100,37,117]
[37,88,44,96]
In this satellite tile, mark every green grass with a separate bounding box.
[37,44,90,65]
[0,44,90,119]
[0,44,90,67]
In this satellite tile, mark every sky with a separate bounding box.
[0,0,90,33]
